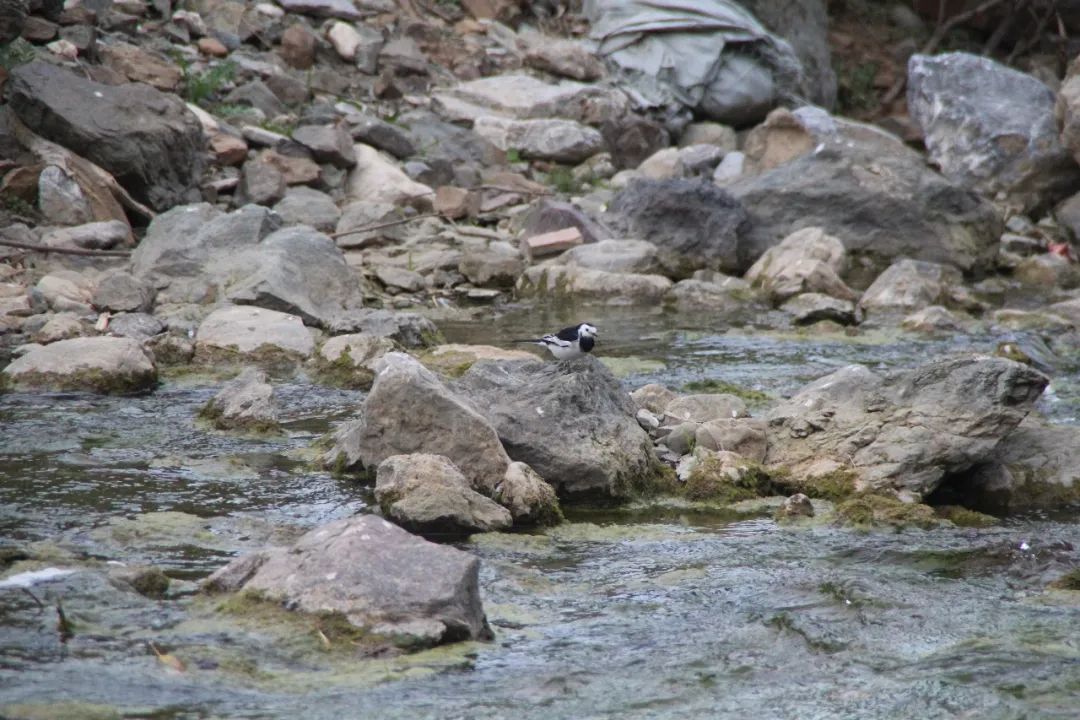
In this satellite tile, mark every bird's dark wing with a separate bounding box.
[554,325,581,342]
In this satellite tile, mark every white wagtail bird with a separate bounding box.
[514,322,598,360]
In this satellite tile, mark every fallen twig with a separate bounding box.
[0,238,131,257]
[330,211,440,240]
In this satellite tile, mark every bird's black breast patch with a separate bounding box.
[579,335,594,353]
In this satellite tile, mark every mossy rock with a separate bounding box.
[834,494,941,530]
[196,400,281,434]
[309,347,378,390]
[193,343,307,376]
[933,505,998,528]
[683,455,774,503]
[681,378,771,405]
[2,367,158,395]
[772,468,859,502]
[1050,569,1080,590]
[0,702,122,720]
[213,589,397,655]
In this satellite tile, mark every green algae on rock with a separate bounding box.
[2,337,158,394]
[834,494,941,530]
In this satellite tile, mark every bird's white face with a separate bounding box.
[579,323,598,339]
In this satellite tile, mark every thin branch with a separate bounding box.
[329,212,440,240]
[0,239,131,257]
[1006,1,1054,66]
[882,0,1009,107]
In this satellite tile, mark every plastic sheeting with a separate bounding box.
[584,0,806,126]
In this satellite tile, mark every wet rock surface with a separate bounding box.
[205,514,492,647]
[765,356,1049,499]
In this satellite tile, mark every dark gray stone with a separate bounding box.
[454,356,662,497]
[8,61,205,211]
[606,178,751,277]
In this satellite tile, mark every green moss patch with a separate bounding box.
[1050,569,1080,590]
[834,494,941,530]
[683,457,774,503]
[773,468,859,502]
[681,378,771,405]
[309,347,378,390]
[4,367,158,395]
[214,589,396,656]
[933,505,998,528]
[194,344,307,377]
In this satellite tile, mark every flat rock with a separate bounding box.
[473,116,604,164]
[41,220,129,251]
[204,514,491,647]
[432,73,628,125]
[275,0,361,20]
[195,305,315,360]
[272,187,341,231]
[292,124,356,169]
[665,393,749,423]
[2,336,157,393]
[554,238,660,274]
[782,292,858,325]
[517,265,672,304]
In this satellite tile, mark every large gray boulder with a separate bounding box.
[2,336,157,394]
[765,356,1048,499]
[130,203,281,283]
[132,206,362,328]
[7,62,205,212]
[324,353,511,495]
[728,107,1003,279]
[225,225,362,328]
[908,52,1080,212]
[605,178,752,278]
[454,356,664,497]
[374,454,512,536]
[204,514,491,647]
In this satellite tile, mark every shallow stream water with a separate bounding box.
[2,305,1080,719]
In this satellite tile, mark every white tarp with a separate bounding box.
[584,0,805,126]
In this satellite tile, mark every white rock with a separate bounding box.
[326,21,362,61]
[345,144,433,209]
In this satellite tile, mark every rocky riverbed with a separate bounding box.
[4,0,1080,717]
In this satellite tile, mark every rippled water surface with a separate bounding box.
[2,306,1080,719]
